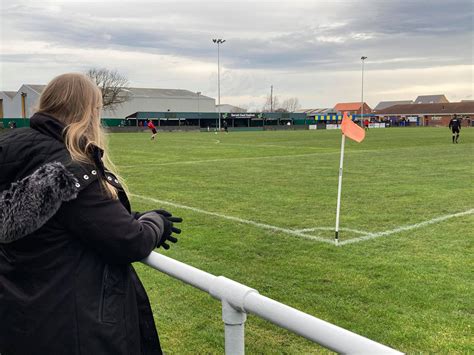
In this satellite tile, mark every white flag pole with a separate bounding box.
[334,133,346,245]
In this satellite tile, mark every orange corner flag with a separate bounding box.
[341,112,365,143]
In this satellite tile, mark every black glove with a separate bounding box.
[154,210,182,249]
[137,209,182,250]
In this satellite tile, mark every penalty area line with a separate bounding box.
[339,208,474,246]
[131,194,334,244]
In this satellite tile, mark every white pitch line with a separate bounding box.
[339,208,474,246]
[215,142,323,150]
[119,151,339,168]
[295,226,369,235]
[132,195,473,247]
[131,194,334,244]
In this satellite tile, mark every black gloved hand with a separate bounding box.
[155,210,182,249]
[137,209,182,250]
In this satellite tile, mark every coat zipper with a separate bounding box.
[98,265,109,322]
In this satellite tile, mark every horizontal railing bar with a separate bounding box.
[141,251,402,354]
[143,251,216,293]
[243,292,400,354]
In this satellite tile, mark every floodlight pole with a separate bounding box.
[360,56,367,127]
[213,38,226,131]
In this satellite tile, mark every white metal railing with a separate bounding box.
[142,251,403,354]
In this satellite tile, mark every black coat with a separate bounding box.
[0,113,162,355]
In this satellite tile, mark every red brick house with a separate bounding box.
[334,102,372,116]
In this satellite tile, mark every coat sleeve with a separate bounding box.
[57,180,159,264]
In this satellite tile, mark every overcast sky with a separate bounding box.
[0,0,473,110]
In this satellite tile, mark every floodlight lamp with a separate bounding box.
[361,56,367,60]
[213,39,217,43]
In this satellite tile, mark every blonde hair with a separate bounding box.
[37,73,123,198]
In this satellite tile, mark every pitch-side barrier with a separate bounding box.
[142,252,403,354]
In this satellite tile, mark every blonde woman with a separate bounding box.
[0,73,181,355]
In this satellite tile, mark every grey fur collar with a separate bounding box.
[0,162,79,243]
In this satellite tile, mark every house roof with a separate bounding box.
[24,85,47,94]
[295,108,336,114]
[377,102,474,115]
[334,102,371,111]
[121,88,214,100]
[414,95,449,104]
[374,100,413,111]
[6,85,214,101]
[216,104,246,112]
[1,91,17,99]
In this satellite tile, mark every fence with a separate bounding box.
[142,251,403,354]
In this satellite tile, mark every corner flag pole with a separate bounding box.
[334,133,346,245]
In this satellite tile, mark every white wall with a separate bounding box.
[0,94,12,118]
[4,85,41,118]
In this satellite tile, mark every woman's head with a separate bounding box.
[37,73,121,198]
[37,73,103,151]
[37,73,102,125]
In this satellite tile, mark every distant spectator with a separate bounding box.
[364,119,369,130]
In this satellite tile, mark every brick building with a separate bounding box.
[334,102,372,116]
[376,102,473,127]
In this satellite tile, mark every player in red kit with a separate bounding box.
[364,118,369,130]
[147,119,157,140]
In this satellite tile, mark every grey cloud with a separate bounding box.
[355,0,473,35]
[2,0,473,73]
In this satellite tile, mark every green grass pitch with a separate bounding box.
[108,127,473,354]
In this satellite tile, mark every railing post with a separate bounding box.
[222,301,246,355]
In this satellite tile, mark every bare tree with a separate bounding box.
[86,68,131,111]
[281,97,301,112]
[262,95,280,112]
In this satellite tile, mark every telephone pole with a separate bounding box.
[270,85,273,112]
